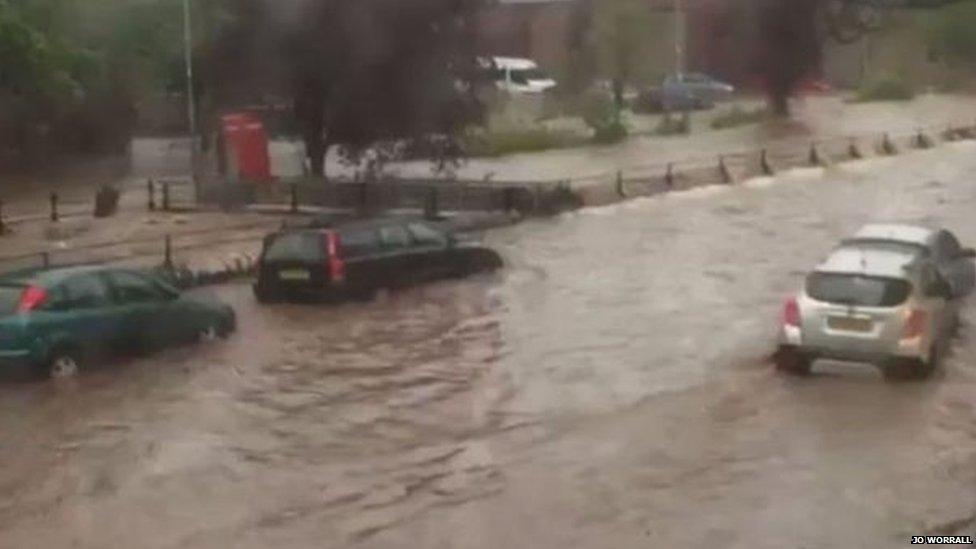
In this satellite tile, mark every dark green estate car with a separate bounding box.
[0,266,236,378]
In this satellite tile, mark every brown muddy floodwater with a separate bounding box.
[3,141,976,548]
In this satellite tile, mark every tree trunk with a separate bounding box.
[296,79,327,178]
[769,90,790,117]
[307,131,325,177]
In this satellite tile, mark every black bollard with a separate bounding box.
[49,192,59,222]
[503,187,517,213]
[424,186,439,220]
[664,163,675,188]
[0,199,5,235]
[881,133,897,155]
[915,130,932,149]
[148,178,156,211]
[719,156,732,184]
[615,170,626,198]
[164,234,173,268]
[760,149,774,175]
[162,181,171,211]
[809,142,822,166]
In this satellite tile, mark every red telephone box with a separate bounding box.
[219,112,272,183]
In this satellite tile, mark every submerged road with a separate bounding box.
[3,141,976,547]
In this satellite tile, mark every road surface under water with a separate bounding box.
[3,142,976,548]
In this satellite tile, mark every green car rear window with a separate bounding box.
[806,273,911,307]
[264,233,323,262]
[0,286,24,315]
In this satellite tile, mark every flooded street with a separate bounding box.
[4,141,976,547]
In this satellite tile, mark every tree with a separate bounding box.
[593,0,649,111]
[561,0,596,96]
[205,0,485,178]
[0,0,182,161]
[924,1,976,66]
[757,0,823,116]
[755,0,976,116]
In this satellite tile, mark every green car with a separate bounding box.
[0,266,236,379]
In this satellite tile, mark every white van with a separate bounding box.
[479,56,557,95]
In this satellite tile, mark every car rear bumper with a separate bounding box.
[779,326,926,363]
[254,281,348,302]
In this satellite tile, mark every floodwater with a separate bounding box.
[4,142,976,548]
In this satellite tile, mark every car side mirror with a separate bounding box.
[960,248,976,259]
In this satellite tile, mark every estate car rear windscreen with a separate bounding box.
[264,233,323,263]
[806,273,912,307]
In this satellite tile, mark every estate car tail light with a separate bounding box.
[324,231,347,283]
[783,297,801,328]
[903,309,926,339]
[17,285,47,313]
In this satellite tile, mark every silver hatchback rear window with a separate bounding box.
[806,273,911,307]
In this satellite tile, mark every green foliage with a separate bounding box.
[593,120,628,144]
[853,74,915,102]
[710,105,768,130]
[593,0,651,96]
[924,2,976,66]
[0,0,183,159]
[579,92,616,130]
[577,92,629,144]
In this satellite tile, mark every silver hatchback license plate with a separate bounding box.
[827,316,873,332]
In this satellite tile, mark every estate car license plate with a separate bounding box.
[827,316,873,332]
[278,269,310,281]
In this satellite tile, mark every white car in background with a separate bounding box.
[479,56,557,95]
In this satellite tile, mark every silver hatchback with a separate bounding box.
[776,225,974,379]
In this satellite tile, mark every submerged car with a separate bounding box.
[0,266,236,379]
[776,225,975,379]
[253,218,503,303]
